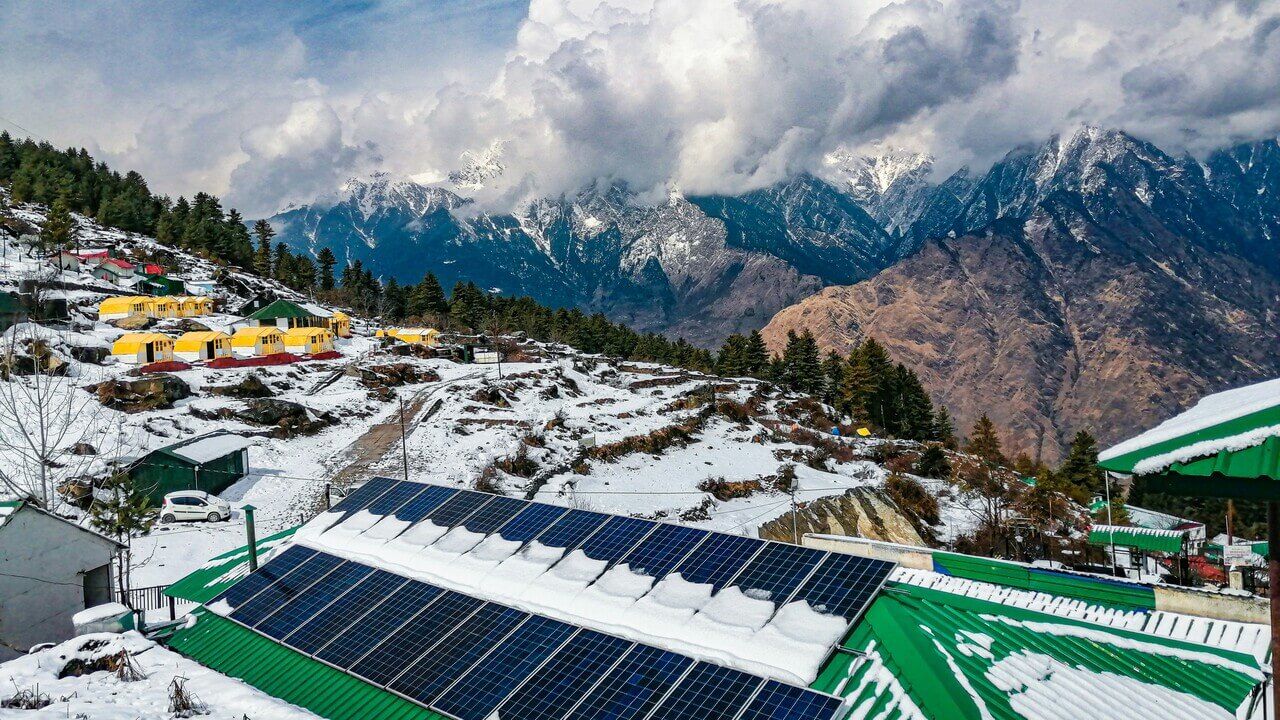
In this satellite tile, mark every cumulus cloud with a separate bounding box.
[3,0,1280,215]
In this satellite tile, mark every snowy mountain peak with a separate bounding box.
[449,142,507,192]
[824,148,933,201]
[338,173,464,219]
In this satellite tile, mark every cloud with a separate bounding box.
[3,0,1280,215]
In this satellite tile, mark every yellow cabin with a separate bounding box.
[111,333,174,365]
[144,296,182,319]
[375,328,400,338]
[331,311,352,338]
[173,331,233,362]
[283,327,335,355]
[394,328,440,346]
[230,327,285,357]
[177,296,213,318]
[98,296,149,321]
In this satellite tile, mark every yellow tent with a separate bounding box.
[177,296,213,318]
[111,333,174,365]
[376,328,399,338]
[144,296,181,319]
[331,311,352,338]
[230,327,285,357]
[98,296,148,321]
[393,328,440,346]
[283,327,335,354]
[173,331,233,362]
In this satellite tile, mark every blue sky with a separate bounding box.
[2,1,1278,216]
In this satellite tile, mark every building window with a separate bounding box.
[82,564,111,608]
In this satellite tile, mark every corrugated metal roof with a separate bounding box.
[164,526,298,604]
[815,583,1264,720]
[1088,525,1187,553]
[249,299,315,320]
[168,610,442,720]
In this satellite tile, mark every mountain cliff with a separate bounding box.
[763,129,1280,461]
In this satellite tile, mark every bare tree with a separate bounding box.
[0,322,109,511]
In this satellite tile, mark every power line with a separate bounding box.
[0,113,47,143]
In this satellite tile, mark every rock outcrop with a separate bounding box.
[91,374,191,412]
[758,486,926,547]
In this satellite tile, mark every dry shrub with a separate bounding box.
[885,472,940,526]
[715,399,753,424]
[2,686,53,710]
[698,476,763,501]
[495,443,540,478]
[587,413,706,462]
[474,465,503,494]
[168,676,207,717]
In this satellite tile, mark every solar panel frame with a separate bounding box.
[390,484,460,522]
[430,615,579,720]
[670,533,766,590]
[313,580,446,668]
[561,644,697,720]
[282,569,409,656]
[495,630,636,720]
[253,561,375,641]
[227,553,346,628]
[385,603,528,705]
[459,494,528,534]
[350,590,487,687]
[578,515,660,565]
[642,661,764,720]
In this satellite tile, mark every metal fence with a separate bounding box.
[115,584,177,621]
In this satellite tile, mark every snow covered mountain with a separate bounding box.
[267,173,897,345]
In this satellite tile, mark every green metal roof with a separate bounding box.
[931,551,1157,610]
[1087,525,1186,553]
[165,526,298,604]
[1099,402,1280,476]
[168,610,443,720]
[249,299,314,320]
[815,582,1264,720]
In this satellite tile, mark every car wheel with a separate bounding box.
[207,512,221,523]
[161,513,175,524]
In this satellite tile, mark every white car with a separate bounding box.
[327,481,365,509]
[160,491,231,524]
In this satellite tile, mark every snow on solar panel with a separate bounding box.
[290,479,895,686]
[432,615,578,720]
[496,630,635,720]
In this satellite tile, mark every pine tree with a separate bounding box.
[382,278,407,320]
[253,219,275,276]
[840,346,874,422]
[272,242,290,280]
[820,350,844,406]
[1058,430,1106,494]
[39,197,74,254]
[893,364,935,440]
[914,445,952,479]
[449,280,473,330]
[409,272,447,319]
[934,406,957,449]
[744,330,769,376]
[316,248,337,291]
[965,414,1006,465]
[717,334,750,377]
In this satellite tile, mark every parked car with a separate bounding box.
[160,490,231,523]
[326,481,365,509]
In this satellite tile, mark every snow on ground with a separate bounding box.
[0,631,318,719]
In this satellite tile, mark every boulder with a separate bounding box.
[190,398,335,438]
[68,344,110,365]
[0,339,69,378]
[70,442,97,456]
[758,486,927,547]
[109,315,152,331]
[91,373,191,412]
[206,372,274,398]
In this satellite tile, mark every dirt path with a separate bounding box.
[325,371,483,489]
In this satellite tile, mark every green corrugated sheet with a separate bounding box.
[168,610,443,720]
[249,299,313,320]
[931,551,1157,610]
[1088,526,1185,553]
[1099,404,1280,477]
[164,526,298,604]
[816,583,1263,720]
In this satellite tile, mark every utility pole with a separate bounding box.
[1105,471,1117,575]
[790,478,799,545]
[399,396,410,482]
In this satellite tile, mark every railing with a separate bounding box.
[115,584,177,621]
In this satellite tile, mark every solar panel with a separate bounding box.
[460,495,527,533]
[432,615,578,720]
[392,484,459,522]
[283,569,408,655]
[227,553,345,627]
[671,533,764,590]
[737,680,843,720]
[618,524,709,578]
[645,661,763,720]
[423,489,492,527]
[562,644,694,720]
[329,476,397,517]
[351,591,484,686]
[730,543,825,602]
[496,630,634,720]
[791,552,892,620]
[536,509,610,550]
[366,481,433,516]
[387,603,526,704]
[254,562,374,640]
[315,580,444,668]
[210,545,317,610]
[578,516,658,564]
[498,503,569,543]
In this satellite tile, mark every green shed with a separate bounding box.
[141,273,186,296]
[128,431,254,503]
[249,299,329,330]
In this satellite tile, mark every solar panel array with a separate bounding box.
[212,547,846,720]
[324,478,893,622]
[208,479,895,719]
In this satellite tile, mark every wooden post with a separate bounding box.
[244,504,259,573]
[1268,501,1279,714]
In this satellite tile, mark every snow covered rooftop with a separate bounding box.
[165,432,254,465]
